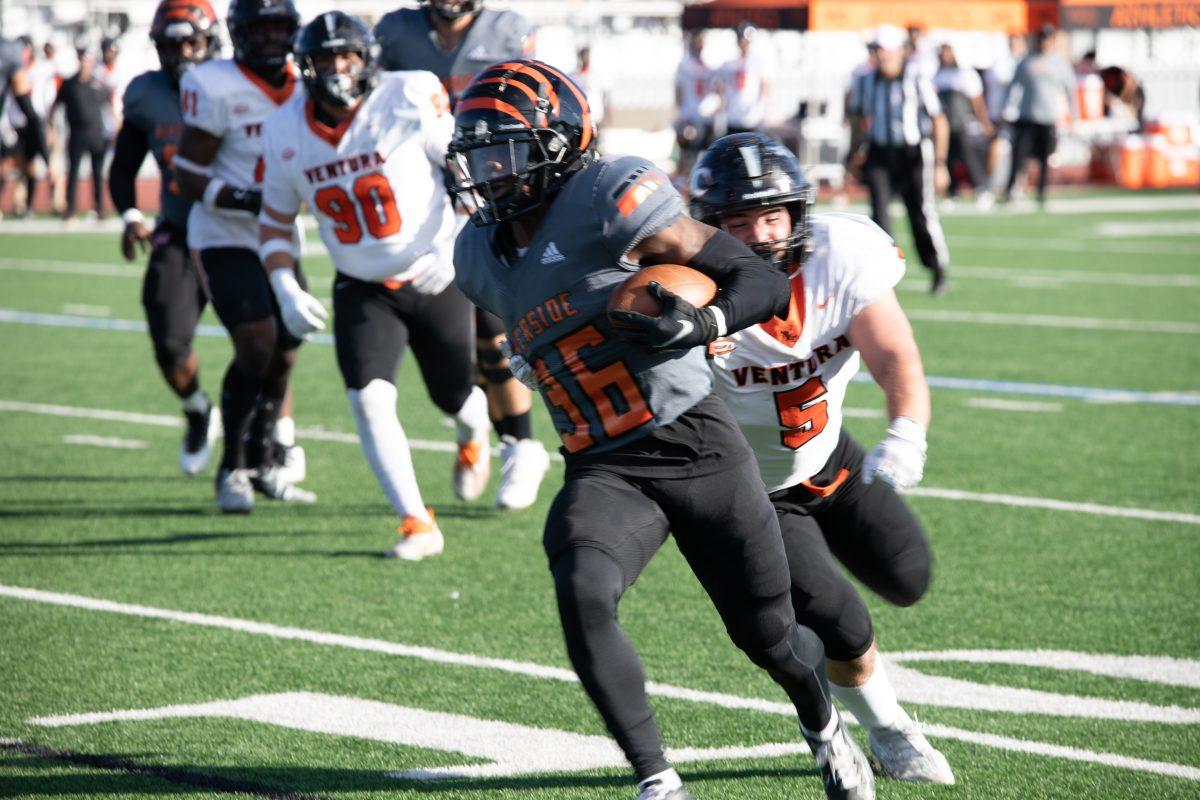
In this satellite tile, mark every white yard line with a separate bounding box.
[1,398,1196,525]
[1096,221,1200,238]
[0,584,1196,782]
[0,258,142,278]
[61,304,110,317]
[965,398,1063,413]
[905,308,1200,335]
[61,434,147,449]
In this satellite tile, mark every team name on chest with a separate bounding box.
[241,122,263,138]
[731,334,852,387]
[509,292,578,352]
[304,151,386,184]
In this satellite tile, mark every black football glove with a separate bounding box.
[610,282,718,351]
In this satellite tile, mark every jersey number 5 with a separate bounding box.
[313,172,402,245]
[773,378,829,450]
[535,325,652,453]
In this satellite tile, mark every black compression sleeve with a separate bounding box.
[109,123,150,215]
[12,93,49,164]
[687,229,790,333]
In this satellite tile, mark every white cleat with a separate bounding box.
[275,443,307,485]
[215,467,254,514]
[452,438,490,501]
[386,514,444,561]
[494,436,550,510]
[252,466,317,504]
[180,404,221,476]
[807,714,875,800]
[636,769,690,800]
[868,710,955,784]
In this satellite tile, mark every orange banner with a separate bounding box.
[1061,1,1200,28]
[809,0,1054,31]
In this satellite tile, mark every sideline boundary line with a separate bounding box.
[1,308,1195,407]
[1,585,1197,782]
[2,398,1197,525]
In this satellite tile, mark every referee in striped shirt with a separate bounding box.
[849,25,951,295]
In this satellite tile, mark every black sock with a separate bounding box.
[220,364,261,470]
[247,379,286,470]
[504,411,533,441]
[493,416,512,439]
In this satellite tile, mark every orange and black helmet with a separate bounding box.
[446,59,597,225]
[150,0,219,84]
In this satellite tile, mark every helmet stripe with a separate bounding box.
[529,61,593,151]
[491,61,560,114]
[455,97,531,127]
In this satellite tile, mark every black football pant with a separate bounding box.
[865,142,949,271]
[1006,121,1056,203]
[65,135,106,218]
[332,273,475,413]
[198,247,305,471]
[140,222,206,383]
[770,430,933,662]
[545,451,832,780]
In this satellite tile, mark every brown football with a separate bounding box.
[607,265,717,327]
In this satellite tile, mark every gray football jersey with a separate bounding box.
[123,70,191,228]
[0,39,24,106]
[455,155,715,456]
[374,7,534,103]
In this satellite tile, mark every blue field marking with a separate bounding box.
[2,308,1197,408]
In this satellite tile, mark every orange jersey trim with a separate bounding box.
[304,100,360,147]
[760,272,805,346]
[800,468,850,498]
[236,61,298,106]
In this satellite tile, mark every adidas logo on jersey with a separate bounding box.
[540,242,566,264]
[468,45,490,60]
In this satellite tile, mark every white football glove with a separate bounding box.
[500,338,538,391]
[862,416,927,490]
[268,267,328,339]
[408,257,455,296]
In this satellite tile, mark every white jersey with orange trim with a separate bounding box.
[180,58,303,251]
[261,71,456,284]
[709,213,906,493]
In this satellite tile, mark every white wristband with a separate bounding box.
[887,416,927,452]
[259,237,295,264]
[171,154,212,178]
[121,208,145,226]
[202,177,227,210]
[708,305,728,338]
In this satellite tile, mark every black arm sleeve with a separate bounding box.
[12,92,49,164]
[109,122,150,215]
[687,229,791,333]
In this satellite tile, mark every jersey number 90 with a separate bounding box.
[314,172,402,244]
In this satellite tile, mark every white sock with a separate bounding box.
[453,386,491,445]
[273,416,296,447]
[830,659,903,730]
[182,389,209,414]
[347,380,430,522]
[637,768,682,792]
[801,706,840,743]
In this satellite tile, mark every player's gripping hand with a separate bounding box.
[269,267,328,339]
[120,219,152,261]
[862,416,927,490]
[610,282,718,351]
[499,339,538,390]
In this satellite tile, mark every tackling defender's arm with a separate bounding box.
[850,291,931,489]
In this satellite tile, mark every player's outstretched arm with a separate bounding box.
[260,203,327,340]
[851,291,931,488]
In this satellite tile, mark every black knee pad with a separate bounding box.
[724,589,797,656]
[429,384,472,418]
[477,345,512,385]
[879,539,932,608]
[550,547,623,630]
[793,584,875,662]
[743,621,827,678]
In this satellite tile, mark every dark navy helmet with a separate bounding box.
[296,11,379,109]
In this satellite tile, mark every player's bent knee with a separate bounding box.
[152,338,192,374]
[742,621,826,675]
[348,378,398,416]
[477,344,512,386]
[877,535,932,608]
[550,547,623,629]
[429,383,473,417]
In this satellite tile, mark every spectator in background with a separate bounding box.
[570,46,604,128]
[1002,25,1077,206]
[840,40,881,204]
[717,21,769,135]
[53,48,109,220]
[848,24,950,295]
[933,43,994,209]
[0,37,39,215]
[906,24,937,80]
[674,29,714,176]
[96,37,121,145]
[1099,65,1145,130]
[983,32,1026,193]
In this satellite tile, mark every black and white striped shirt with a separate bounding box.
[849,67,943,147]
